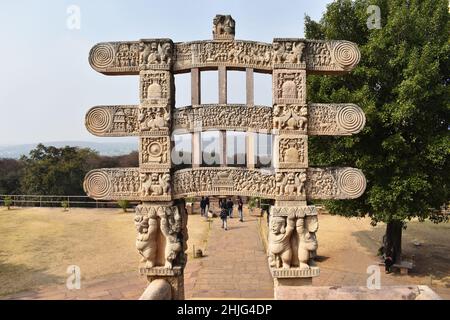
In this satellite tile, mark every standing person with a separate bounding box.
[205,197,210,215]
[220,199,228,230]
[200,197,206,217]
[237,197,244,222]
[227,198,234,218]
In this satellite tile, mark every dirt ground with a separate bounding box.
[316,214,450,297]
[0,207,209,297]
[0,206,448,299]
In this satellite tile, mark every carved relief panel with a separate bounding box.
[138,39,173,70]
[275,135,308,169]
[83,169,172,201]
[140,137,171,169]
[273,38,306,69]
[308,103,366,135]
[273,70,306,104]
[272,104,308,134]
[85,105,139,137]
[268,212,318,270]
[173,41,273,71]
[135,203,187,271]
[138,105,170,136]
[173,105,273,133]
[140,70,173,104]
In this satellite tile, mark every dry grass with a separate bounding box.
[0,206,210,296]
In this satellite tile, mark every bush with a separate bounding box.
[117,200,129,213]
[61,200,69,211]
[4,196,12,210]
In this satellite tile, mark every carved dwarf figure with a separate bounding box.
[296,215,319,269]
[268,215,296,268]
[158,206,183,269]
[134,208,158,268]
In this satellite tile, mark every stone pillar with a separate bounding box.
[246,132,256,169]
[246,68,254,106]
[269,39,318,292]
[218,65,227,104]
[218,66,227,167]
[218,130,227,167]
[135,202,188,300]
[191,68,202,168]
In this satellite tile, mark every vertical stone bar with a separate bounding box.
[219,130,227,167]
[191,68,201,105]
[218,66,227,167]
[191,68,202,168]
[246,132,256,169]
[246,68,254,106]
[218,66,227,104]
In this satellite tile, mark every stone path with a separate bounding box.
[184,212,274,299]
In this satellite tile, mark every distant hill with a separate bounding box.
[0,141,138,159]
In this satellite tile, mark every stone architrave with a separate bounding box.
[83,15,366,299]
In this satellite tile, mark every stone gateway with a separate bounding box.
[83,15,365,299]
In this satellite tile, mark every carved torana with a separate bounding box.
[83,15,366,298]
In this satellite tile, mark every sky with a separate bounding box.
[0,0,331,146]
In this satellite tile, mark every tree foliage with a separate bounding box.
[5,144,140,196]
[305,0,449,225]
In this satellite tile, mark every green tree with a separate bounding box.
[0,159,24,194]
[20,144,99,195]
[305,0,449,263]
[117,200,129,213]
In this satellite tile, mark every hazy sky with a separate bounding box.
[0,0,331,145]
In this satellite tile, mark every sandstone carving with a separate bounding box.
[173,104,272,133]
[140,137,171,168]
[276,135,308,168]
[273,105,308,134]
[85,106,139,137]
[139,39,173,70]
[273,39,306,69]
[135,204,188,271]
[89,39,360,75]
[268,208,319,270]
[308,103,366,135]
[268,215,296,268]
[213,14,235,40]
[135,206,158,268]
[273,70,306,104]
[83,15,366,297]
[140,70,172,104]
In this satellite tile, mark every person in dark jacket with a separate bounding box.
[226,198,234,218]
[200,197,206,217]
[220,198,228,230]
[205,197,210,215]
[237,197,244,222]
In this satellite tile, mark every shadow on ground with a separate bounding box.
[0,257,64,297]
[351,221,450,288]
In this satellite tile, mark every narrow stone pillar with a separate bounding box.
[246,68,254,106]
[192,132,202,168]
[218,66,227,167]
[191,68,201,105]
[218,130,227,167]
[246,132,256,169]
[191,68,202,168]
[218,66,227,104]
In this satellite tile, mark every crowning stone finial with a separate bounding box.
[212,14,235,41]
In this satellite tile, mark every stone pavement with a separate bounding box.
[1,271,148,300]
[184,213,274,299]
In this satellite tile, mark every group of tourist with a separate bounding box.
[199,196,244,231]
